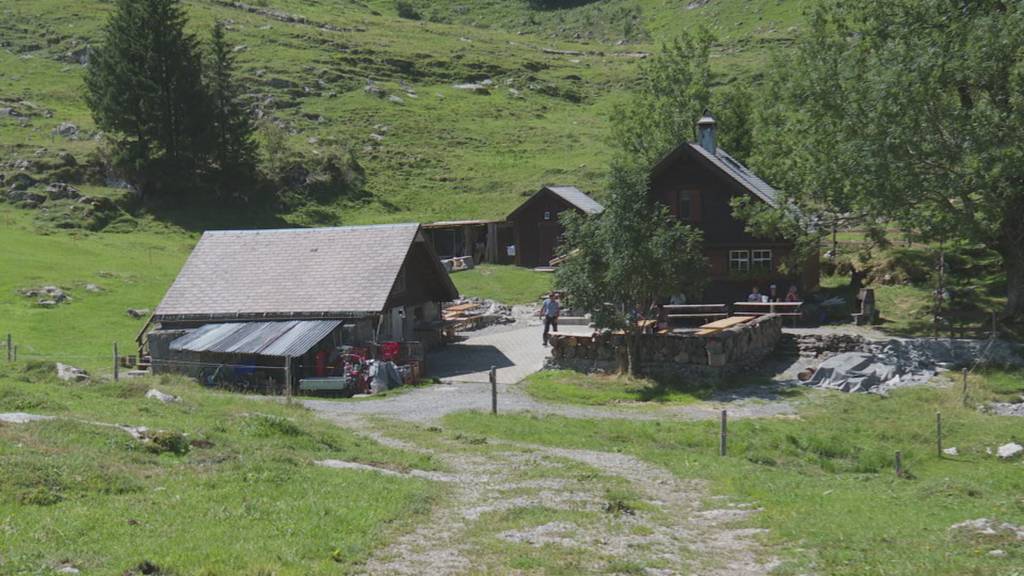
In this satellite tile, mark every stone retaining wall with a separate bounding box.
[548,315,783,381]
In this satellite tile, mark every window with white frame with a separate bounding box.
[752,249,773,272]
[729,250,750,273]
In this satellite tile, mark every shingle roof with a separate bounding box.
[543,185,605,215]
[686,144,780,208]
[154,224,431,320]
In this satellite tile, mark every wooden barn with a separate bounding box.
[421,219,515,265]
[142,224,458,391]
[506,185,605,269]
[649,111,819,302]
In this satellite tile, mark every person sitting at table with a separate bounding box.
[785,285,801,302]
[747,286,762,302]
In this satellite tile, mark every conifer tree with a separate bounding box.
[85,0,208,192]
[206,20,257,188]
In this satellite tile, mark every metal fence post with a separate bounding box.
[113,342,119,381]
[6,333,11,362]
[936,412,942,458]
[895,451,903,477]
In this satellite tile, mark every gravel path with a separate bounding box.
[327,419,777,575]
[303,380,796,425]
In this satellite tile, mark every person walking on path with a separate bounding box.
[538,292,561,346]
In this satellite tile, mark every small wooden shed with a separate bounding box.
[506,185,604,268]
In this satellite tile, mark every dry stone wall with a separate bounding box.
[548,315,783,381]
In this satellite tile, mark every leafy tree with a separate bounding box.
[753,0,1024,323]
[610,30,756,167]
[610,31,712,167]
[85,0,208,194]
[206,20,257,190]
[556,165,707,376]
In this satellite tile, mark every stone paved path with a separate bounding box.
[424,326,551,384]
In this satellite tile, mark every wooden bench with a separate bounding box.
[662,304,730,322]
[731,302,804,326]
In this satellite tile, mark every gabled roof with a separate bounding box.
[154,224,457,321]
[544,186,605,215]
[652,143,781,209]
[507,185,604,220]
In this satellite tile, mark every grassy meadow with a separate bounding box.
[0,366,443,574]
[449,264,553,305]
[0,206,195,373]
[448,369,1024,575]
[0,0,811,226]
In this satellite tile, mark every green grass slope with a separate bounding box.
[0,367,442,574]
[1,0,809,226]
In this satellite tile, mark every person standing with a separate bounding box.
[539,292,561,346]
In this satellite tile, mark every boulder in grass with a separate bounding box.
[55,363,89,382]
[145,389,180,404]
[997,442,1023,460]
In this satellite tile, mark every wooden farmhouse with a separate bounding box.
[142,224,458,390]
[505,185,605,268]
[650,111,819,302]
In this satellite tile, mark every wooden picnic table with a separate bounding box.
[694,315,757,336]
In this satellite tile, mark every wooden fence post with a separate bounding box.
[719,410,728,456]
[936,412,942,457]
[6,333,11,362]
[284,358,293,405]
[895,451,903,477]
[961,368,969,406]
[113,342,119,381]
[490,366,497,415]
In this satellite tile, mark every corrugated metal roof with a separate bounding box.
[687,144,780,208]
[169,320,342,357]
[544,186,605,215]
[262,320,342,357]
[154,224,458,321]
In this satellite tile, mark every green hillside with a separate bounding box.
[0,0,809,226]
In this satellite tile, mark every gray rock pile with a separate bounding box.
[19,285,72,307]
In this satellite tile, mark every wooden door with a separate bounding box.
[538,223,561,267]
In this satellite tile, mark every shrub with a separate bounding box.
[395,0,421,20]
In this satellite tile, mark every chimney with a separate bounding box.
[696,109,717,154]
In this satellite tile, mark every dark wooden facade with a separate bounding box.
[650,142,820,304]
[506,186,604,268]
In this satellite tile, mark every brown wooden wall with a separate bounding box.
[649,147,820,301]
[508,190,580,268]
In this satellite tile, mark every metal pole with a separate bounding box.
[113,342,119,381]
[936,412,942,458]
[6,333,10,362]
[719,409,728,456]
[894,451,903,477]
[490,366,497,415]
